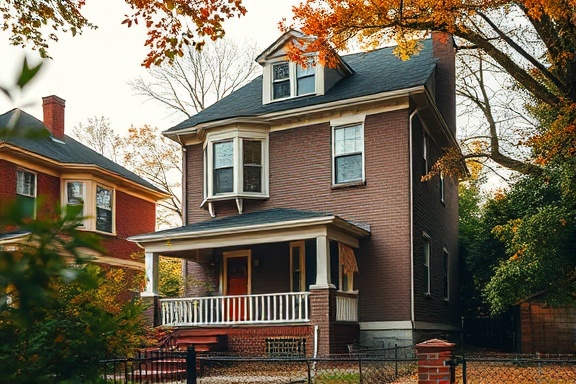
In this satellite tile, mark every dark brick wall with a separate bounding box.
[184,110,414,323]
[411,114,460,328]
[100,190,156,262]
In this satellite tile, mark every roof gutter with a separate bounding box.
[0,144,169,200]
[128,215,371,244]
[163,86,425,138]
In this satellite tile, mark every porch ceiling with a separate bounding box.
[128,208,371,257]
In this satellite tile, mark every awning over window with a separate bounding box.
[339,242,359,274]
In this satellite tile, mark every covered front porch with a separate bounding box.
[129,208,370,355]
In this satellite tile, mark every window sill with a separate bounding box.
[331,181,366,190]
[266,92,317,104]
[201,192,270,207]
[77,228,116,237]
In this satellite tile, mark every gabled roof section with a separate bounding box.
[255,30,352,74]
[0,109,166,196]
[165,38,438,135]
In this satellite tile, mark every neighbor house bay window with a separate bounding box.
[333,124,364,185]
[96,186,113,233]
[63,181,115,234]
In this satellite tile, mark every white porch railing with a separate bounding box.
[336,292,358,322]
[160,292,310,326]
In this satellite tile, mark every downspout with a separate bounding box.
[408,107,420,334]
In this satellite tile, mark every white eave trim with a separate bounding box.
[163,86,425,138]
[128,215,370,244]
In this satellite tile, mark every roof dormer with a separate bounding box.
[256,30,353,105]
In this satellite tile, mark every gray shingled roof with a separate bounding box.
[0,109,163,193]
[166,39,437,133]
[132,208,369,239]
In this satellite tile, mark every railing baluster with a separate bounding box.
[159,292,312,326]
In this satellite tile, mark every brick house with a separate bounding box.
[130,31,462,355]
[0,96,168,280]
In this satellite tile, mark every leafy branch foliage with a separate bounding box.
[1,0,247,67]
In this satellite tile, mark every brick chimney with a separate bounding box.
[431,32,456,136]
[42,95,66,140]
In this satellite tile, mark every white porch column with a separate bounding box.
[141,251,159,297]
[310,235,336,289]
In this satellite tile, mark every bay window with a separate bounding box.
[204,130,269,206]
[63,180,115,234]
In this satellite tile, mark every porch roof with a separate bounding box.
[129,208,371,255]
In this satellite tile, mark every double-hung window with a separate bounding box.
[442,248,449,300]
[333,124,364,185]
[213,140,234,194]
[271,61,316,101]
[422,234,431,295]
[16,169,36,219]
[96,186,113,233]
[66,181,86,226]
[204,129,269,203]
[63,181,115,234]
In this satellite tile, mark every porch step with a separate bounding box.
[172,329,228,353]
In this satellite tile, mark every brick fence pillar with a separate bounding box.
[415,339,456,384]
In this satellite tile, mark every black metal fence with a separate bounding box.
[197,355,417,384]
[99,348,576,383]
[457,353,576,384]
[99,348,192,383]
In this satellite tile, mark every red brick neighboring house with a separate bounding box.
[130,31,463,356]
[0,95,168,278]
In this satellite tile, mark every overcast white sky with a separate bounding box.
[0,0,297,134]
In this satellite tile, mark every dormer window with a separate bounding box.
[273,63,291,99]
[271,61,316,101]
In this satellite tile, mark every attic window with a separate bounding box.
[270,61,316,101]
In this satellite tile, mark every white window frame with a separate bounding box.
[290,241,306,292]
[62,180,116,234]
[440,171,445,204]
[16,168,37,218]
[95,184,114,234]
[442,248,449,301]
[16,169,36,197]
[332,122,365,186]
[65,181,87,228]
[423,132,430,175]
[203,129,269,202]
[263,59,320,104]
[422,233,431,295]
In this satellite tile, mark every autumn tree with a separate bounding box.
[1,0,247,67]
[72,116,122,162]
[70,120,182,228]
[129,37,260,118]
[288,0,576,177]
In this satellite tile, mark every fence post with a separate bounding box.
[415,339,456,384]
[186,346,197,384]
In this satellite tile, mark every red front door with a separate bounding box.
[226,256,248,320]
